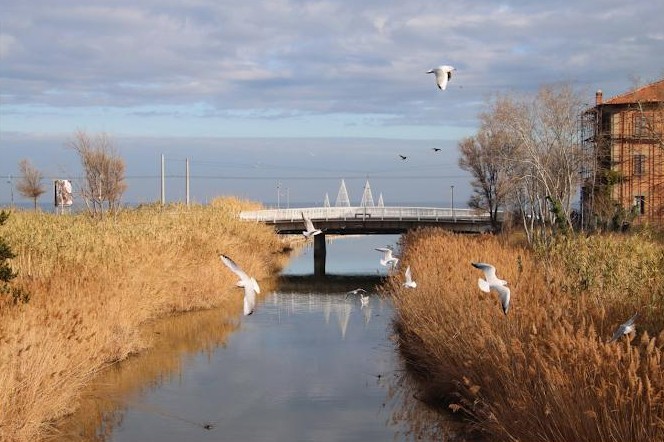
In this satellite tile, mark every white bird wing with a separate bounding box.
[492,284,511,315]
[220,254,249,281]
[610,313,639,341]
[405,266,412,283]
[477,278,491,293]
[302,212,315,232]
[472,262,499,284]
[375,247,393,260]
[243,284,256,316]
[624,312,638,327]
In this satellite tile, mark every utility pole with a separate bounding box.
[185,157,190,207]
[6,175,13,207]
[451,185,455,222]
[161,154,165,205]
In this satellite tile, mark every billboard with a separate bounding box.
[54,179,73,207]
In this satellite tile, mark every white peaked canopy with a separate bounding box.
[360,180,375,207]
[377,193,385,207]
[335,179,351,207]
[323,192,331,207]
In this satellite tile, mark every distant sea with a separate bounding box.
[0,200,464,214]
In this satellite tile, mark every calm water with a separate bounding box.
[59,235,439,441]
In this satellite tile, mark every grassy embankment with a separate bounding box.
[0,198,289,442]
[387,229,664,441]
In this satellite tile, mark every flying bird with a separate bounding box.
[219,254,260,316]
[471,262,510,315]
[426,65,455,90]
[399,154,408,160]
[403,266,417,289]
[376,247,399,269]
[360,293,370,307]
[432,147,442,152]
[609,313,639,343]
[301,212,322,238]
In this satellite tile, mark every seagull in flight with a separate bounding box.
[471,262,510,315]
[301,212,322,238]
[432,147,442,152]
[426,65,455,90]
[376,247,399,269]
[360,293,370,307]
[399,154,408,160]
[403,266,417,289]
[219,254,260,316]
[609,313,639,343]
[345,288,367,299]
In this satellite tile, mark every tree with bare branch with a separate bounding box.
[68,130,127,217]
[16,159,46,210]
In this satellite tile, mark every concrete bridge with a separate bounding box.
[240,206,499,275]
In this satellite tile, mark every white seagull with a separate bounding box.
[301,212,322,238]
[345,288,367,299]
[376,247,399,269]
[403,266,417,289]
[609,313,639,343]
[471,262,510,315]
[219,254,260,316]
[360,293,370,307]
[426,65,455,90]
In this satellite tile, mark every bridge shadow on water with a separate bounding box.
[276,274,387,294]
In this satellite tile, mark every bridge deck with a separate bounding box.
[240,206,498,234]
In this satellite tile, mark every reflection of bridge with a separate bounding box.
[240,206,499,275]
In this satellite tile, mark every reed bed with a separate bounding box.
[388,229,664,442]
[0,198,289,442]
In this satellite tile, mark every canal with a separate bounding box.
[56,235,449,441]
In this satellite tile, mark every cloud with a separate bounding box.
[1,0,663,135]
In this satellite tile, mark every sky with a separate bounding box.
[1,0,663,208]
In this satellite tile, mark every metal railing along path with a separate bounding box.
[240,206,493,223]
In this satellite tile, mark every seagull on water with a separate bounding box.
[471,262,510,315]
[426,65,455,90]
[345,288,367,299]
[219,254,260,316]
[301,212,322,238]
[376,247,399,269]
[403,266,417,289]
[609,313,639,343]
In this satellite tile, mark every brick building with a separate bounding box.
[581,78,664,228]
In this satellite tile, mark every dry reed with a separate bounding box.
[388,228,664,442]
[0,198,289,442]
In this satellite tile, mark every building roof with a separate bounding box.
[604,77,664,105]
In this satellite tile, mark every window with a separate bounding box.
[633,114,650,138]
[633,154,646,176]
[634,195,645,215]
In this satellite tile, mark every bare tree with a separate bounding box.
[460,84,587,244]
[68,130,127,217]
[458,95,522,229]
[16,159,46,210]
[507,84,587,238]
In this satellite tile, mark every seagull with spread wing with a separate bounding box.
[219,254,260,316]
[471,262,510,315]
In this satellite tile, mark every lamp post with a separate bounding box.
[7,175,13,207]
[277,181,281,209]
[451,185,455,222]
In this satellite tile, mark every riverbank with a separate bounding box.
[388,229,664,441]
[0,198,291,442]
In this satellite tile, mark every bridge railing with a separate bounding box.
[240,206,494,223]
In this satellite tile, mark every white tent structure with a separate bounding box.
[359,180,375,207]
[323,192,331,207]
[335,179,351,207]
[377,193,385,207]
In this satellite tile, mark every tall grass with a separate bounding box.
[388,229,664,441]
[0,198,289,442]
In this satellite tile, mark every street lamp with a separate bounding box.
[451,185,455,222]
[277,181,281,209]
[7,175,14,206]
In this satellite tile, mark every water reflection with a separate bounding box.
[52,234,461,441]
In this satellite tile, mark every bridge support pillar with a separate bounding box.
[313,233,326,277]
